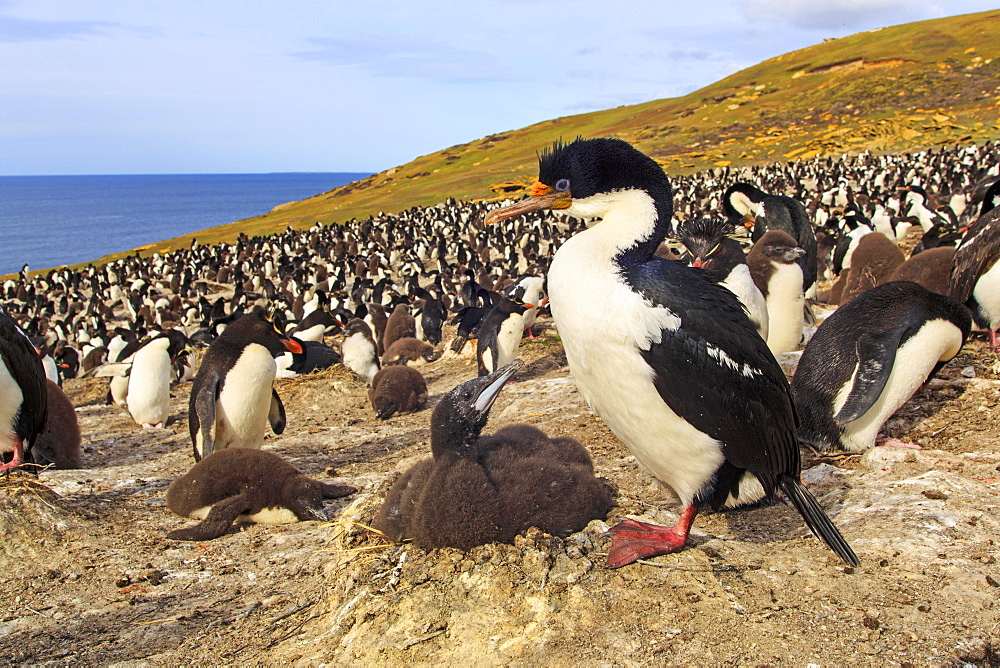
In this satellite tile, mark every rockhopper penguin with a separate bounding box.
[188,310,301,461]
[792,281,971,452]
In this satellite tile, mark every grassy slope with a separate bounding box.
[79,9,1000,266]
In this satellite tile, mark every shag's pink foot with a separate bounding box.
[603,505,698,568]
[875,434,921,449]
[522,328,537,340]
[141,422,165,429]
[0,438,25,472]
[990,329,998,349]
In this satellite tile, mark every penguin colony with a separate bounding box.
[2,138,999,564]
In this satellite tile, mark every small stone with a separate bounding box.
[954,637,989,662]
[960,366,976,378]
[860,446,916,469]
[922,489,948,500]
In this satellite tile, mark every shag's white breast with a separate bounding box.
[548,221,725,506]
[0,357,23,450]
[972,260,1000,330]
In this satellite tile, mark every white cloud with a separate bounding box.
[743,0,914,30]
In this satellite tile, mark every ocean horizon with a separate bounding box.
[0,172,372,277]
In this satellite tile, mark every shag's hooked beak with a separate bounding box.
[485,182,572,225]
[472,358,524,415]
[742,212,755,228]
[283,337,304,354]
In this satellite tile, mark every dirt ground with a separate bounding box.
[1,315,999,666]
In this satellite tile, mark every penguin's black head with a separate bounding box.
[722,182,766,224]
[287,476,329,522]
[223,310,302,357]
[484,137,671,226]
[430,359,523,457]
[677,218,743,269]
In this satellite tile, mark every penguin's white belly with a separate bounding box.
[972,260,1000,330]
[549,238,726,506]
[721,265,769,340]
[42,356,59,385]
[189,504,298,524]
[485,315,523,373]
[127,343,172,427]
[342,334,378,384]
[764,262,804,355]
[295,323,326,342]
[214,345,277,450]
[836,319,963,451]
[109,375,130,407]
[0,359,23,451]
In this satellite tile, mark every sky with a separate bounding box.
[1,1,997,175]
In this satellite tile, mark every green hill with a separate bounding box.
[96,9,1000,264]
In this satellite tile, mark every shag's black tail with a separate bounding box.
[779,475,860,567]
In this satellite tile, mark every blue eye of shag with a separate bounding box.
[555,179,570,192]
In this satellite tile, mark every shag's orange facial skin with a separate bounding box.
[485,181,573,225]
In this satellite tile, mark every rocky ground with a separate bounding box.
[1,317,999,666]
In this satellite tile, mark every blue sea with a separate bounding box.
[0,172,372,276]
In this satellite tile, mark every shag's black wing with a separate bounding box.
[622,258,800,483]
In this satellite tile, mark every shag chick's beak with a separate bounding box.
[473,358,524,414]
[485,182,572,225]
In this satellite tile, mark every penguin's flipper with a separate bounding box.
[87,362,132,378]
[193,373,220,461]
[268,388,286,435]
[834,331,899,425]
[167,495,248,541]
[321,482,358,499]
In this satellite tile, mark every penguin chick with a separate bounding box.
[341,318,380,385]
[381,304,416,354]
[888,246,955,296]
[374,359,614,550]
[792,281,971,452]
[188,310,301,461]
[748,229,806,355]
[369,366,428,419]
[166,448,356,541]
[382,337,438,367]
[29,380,82,469]
[839,232,906,305]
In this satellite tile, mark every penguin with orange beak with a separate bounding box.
[188,309,303,461]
